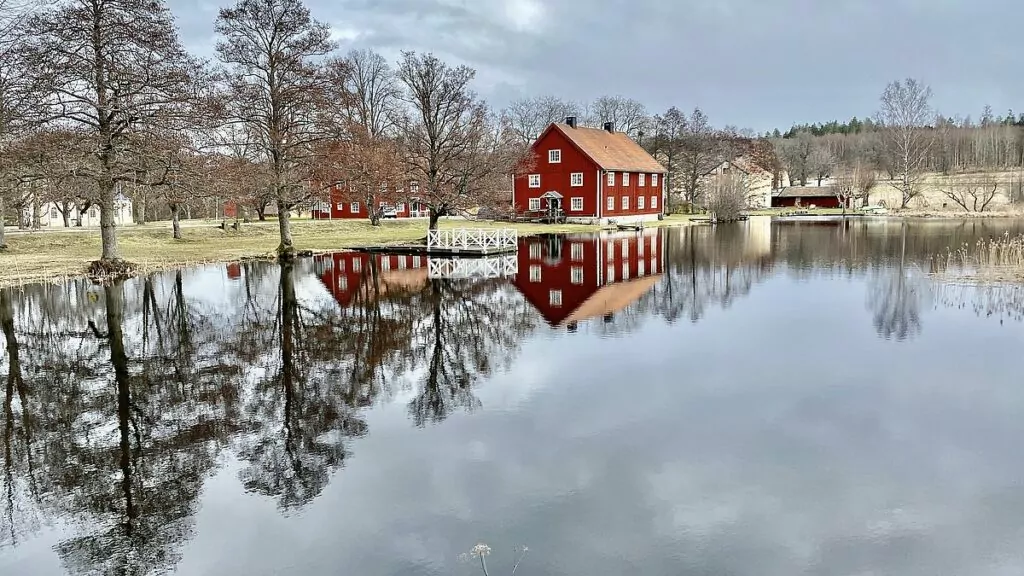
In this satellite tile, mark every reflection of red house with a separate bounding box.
[512,118,666,223]
[310,185,430,220]
[226,263,242,280]
[314,252,429,307]
[513,229,665,327]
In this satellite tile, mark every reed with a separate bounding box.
[935,232,1024,282]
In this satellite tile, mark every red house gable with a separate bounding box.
[513,121,667,221]
[513,229,665,327]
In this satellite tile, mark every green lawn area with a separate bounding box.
[0,216,695,287]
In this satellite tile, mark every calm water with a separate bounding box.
[3,218,1024,576]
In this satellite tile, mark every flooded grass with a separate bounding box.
[935,232,1024,283]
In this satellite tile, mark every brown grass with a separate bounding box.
[934,232,1024,283]
[0,216,693,287]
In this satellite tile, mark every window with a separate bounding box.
[571,242,584,261]
[411,183,419,194]
[90,208,98,219]
[622,173,630,186]
[650,258,657,274]
[336,202,344,210]
[651,196,658,209]
[607,196,615,211]
[549,149,561,163]
[397,203,405,212]
[650,236,657,253]
[621,239,629,257]
[570,172,584,187]
[621,196,629,210]
[638,196,645,210]
[622,262,630,281]
[606,265,615,283]
[413,256,422,268]
[639,173,646,187]
[607,171,615,186]
[530,265,542,282]
[350,202,360,212]
[528,198,541,211]
[638,260,645,277]
[571,197,584,211]
[571,266,584,285]
[381,258,391,271]
[652,174,659,187]
[338,260,346,272]
[528,174,541,188]
[638,240,645,256]
[529,243,542,259]
[549,290,563,307]
[352,258,362,272]
[50,208,58,219]
[338,276,348,291]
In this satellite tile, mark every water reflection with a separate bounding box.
[1,220,1024,575]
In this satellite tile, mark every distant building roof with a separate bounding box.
[774,186,836,198]
[547,123,666,173]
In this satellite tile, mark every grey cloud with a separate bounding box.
[168,0,1024,131]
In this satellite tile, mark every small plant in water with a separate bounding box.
[459,543,528,575]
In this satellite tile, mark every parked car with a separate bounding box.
[381,205,398,218]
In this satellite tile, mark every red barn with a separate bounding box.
[311,185,430,220]
[771,186,841,208]
[513,229,665,328]
[513,118,667,224]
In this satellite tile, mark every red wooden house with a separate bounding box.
[513,118,667,223]
[513,229,665,328]
[311,184,430,220]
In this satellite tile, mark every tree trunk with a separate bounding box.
[61,205,70,228]
[276,200,295,256]
[428,209,441,231]
[256,203,267,221]
[31,198,40,230]
[136,196,147,225]
[171,204,182,239]
[0,197,6,249]
[99,179,121,261]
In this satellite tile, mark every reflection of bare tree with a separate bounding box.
[1,288,37,547]
[406,279,535,427]
[237,260,368,510]
[867,223,927,341]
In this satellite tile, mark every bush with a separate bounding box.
[706,174,747,222]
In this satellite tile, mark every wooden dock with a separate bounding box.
[355,228,518,257]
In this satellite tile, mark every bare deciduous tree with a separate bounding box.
[334,49,399,138]
[586,95,649,140]
[24,0,198,269]
[678,108,725,211]
[940,175,1002,213]
[396,52,527,230]
[502,95,582,144]
[809,144,837,186]
[876,78,934,208]
[778,131,814,186]
[705,172,748,222]
[215,0,335,256]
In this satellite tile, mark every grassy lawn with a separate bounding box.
[0,216,694,287]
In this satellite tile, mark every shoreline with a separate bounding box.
[0,217,694,288]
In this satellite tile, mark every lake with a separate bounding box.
[3,217,1024,576]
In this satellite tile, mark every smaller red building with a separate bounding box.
[513,229,665,328]
[311,185,430,220]
[513,118,667,224]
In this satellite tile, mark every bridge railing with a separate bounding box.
[426,228,518,250]
[427,255,518,279]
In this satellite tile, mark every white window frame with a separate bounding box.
[528,174,541,188]
[607,196,615,211]
[622,262,630,281]
[570,197,584,211]
[622,173,630,186]
[621,239,629,257]
[621,196,629,210]
[571,242,584,261]
[350,202,360,212]
[606,265,615,283]
[638,240,645,256]
[336,202,344,210]
[639,173,646,187]
[638,260,645,277]
[652,173,659,187]
[397,203,405,212]
[652,196,658,209]
[638,196,645,210]
[338,276,348,291]
[571,266,584,285]
[607,171,615,186]
[570,172,584,187]
[528,198,541,211]
[548,149,561,164]
[529,243,542,259]
[381,258,391,271]
[549,290,563,307]
[352,258,362,272]
[529,265,542,282]
[413,256,422,268]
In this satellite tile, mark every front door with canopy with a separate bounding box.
[540,191,564,223]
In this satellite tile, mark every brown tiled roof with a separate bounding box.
[560,275,662,327]
[775,186,836,198]
[551,123,666,173]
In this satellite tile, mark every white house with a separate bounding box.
[25,195,134,228]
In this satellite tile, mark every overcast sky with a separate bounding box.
[170,0,1023,132]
